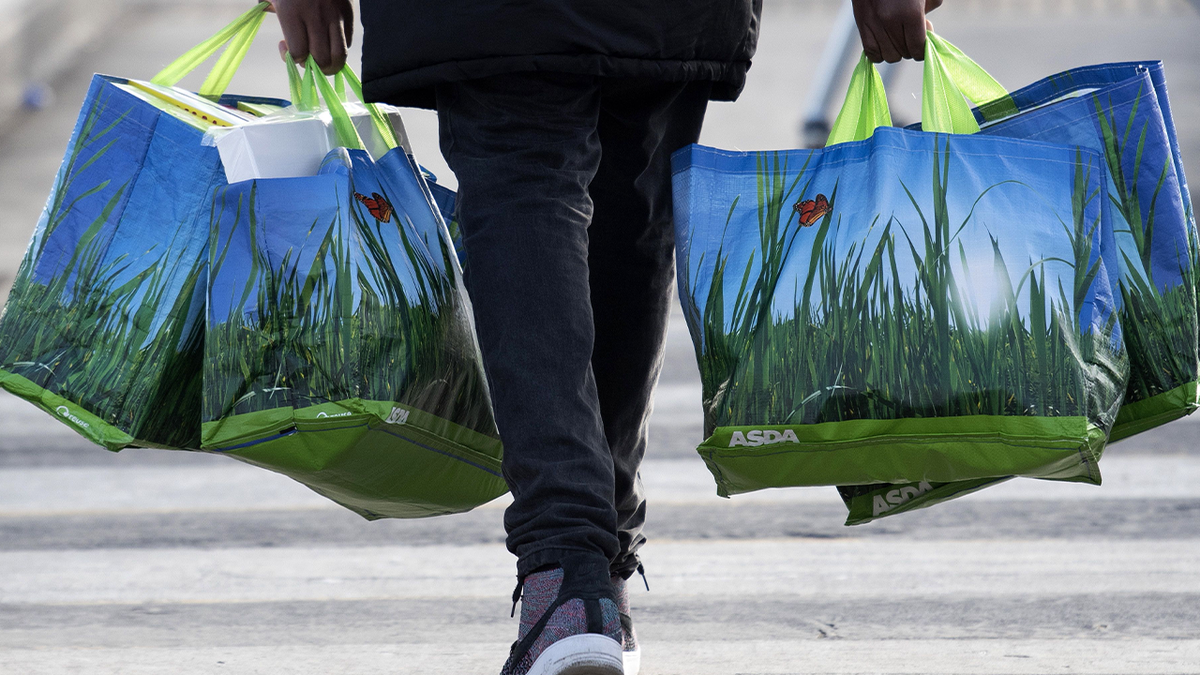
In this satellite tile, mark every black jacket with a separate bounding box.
[360,1,762,109]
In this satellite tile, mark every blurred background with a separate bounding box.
[1,2,1199,674]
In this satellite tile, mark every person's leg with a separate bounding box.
[437,73,617,576]
[436,72,623,674]
[588,79,713,580]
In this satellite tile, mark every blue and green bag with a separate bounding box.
[672,34,1127,500]
[0,4,283,450]
[842,58,1197,525]
[974,61,1198,440]
[203,60,504,519]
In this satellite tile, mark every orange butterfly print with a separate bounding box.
[354,192,394,223]
[794,194,830,227]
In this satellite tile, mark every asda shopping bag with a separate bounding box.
[974,61,1197,441]
[673,34,1126,498]
[845,58,1198,525]
[203,65,504,519]
[0,4,285,450]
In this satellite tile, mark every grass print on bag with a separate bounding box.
[203,136,504,518]
[674,133,1125,494]
[673,36,1127,499]
[0,4,288,450]
[974,62,1199,441]
[847,61,1198,525]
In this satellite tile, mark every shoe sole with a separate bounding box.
[525,634,624,675]
[623,647,641,675]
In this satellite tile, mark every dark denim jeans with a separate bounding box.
[436,74,710,583]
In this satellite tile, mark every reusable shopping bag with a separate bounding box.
[672,33,1126,498]
[0,4,284,450]
[976,61,1197,441]
[842,57,1198,525]
[203,61,505,519]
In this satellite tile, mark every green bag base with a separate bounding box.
[1109,381,1199,443]
[0,370,141,451]
[838,476,1013,526]
[836,464,1110,526]
[202,399,507,520]
[830,379,1200,527]
[0,374,506,518]
[697,415,1106,498]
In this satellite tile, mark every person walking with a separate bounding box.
[267,1,940,673]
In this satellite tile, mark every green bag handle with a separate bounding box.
[927,35,1010,109]
[300,56,321,111]
[309,56,366,150]
[340,68,404,150]
[283,54,365,150]
[827,32,1010,145]
[826,53,894,146]
[287,55,402,151]
[150,2,270,99]
[285,51,305,106]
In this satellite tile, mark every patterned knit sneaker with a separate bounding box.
[500,566,624,675]
[611,573,641,675]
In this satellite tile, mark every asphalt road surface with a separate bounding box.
[2,1,1200,673]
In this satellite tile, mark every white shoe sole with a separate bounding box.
[623,646,641,675]
[525,634,624,675]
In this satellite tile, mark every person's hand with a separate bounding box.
[852,0,942,63]
[265,0,354,75]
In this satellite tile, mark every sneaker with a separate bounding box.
[501,567,624,675]
[611,574,641,675]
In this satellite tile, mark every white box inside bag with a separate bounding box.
[213,103,413,183]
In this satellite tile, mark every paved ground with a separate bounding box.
[2,1,1200,673]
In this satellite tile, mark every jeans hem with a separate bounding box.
[609,552,642,580]
[516,546,614,580]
